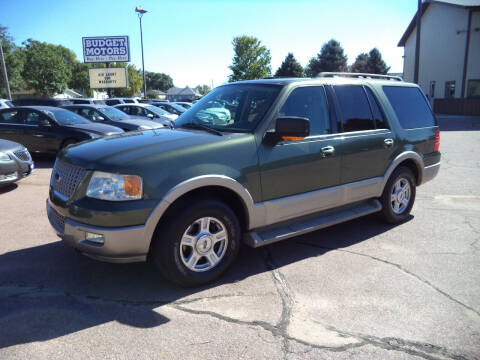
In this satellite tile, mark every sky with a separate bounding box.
[0,0,417,88]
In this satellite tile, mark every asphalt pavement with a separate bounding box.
[0,116,479,359]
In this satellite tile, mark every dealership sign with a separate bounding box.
[82,36,130,63]
[89,68,129,89]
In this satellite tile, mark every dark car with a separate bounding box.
[0,139,34,187]
[69,98,106,105]
[0,106,123,154]
[63,104,165,131]
[151,102,186,116]
[12,98,72,107]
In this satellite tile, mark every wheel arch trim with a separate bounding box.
[381,151,424,191]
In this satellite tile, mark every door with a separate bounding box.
[332,85,395,185]
[0,109,24,144]
[21,109,61,153]
[258,86,342,222]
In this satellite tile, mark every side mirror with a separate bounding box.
[147,113,154,119]
[265,116,310,144]
[97,116,105,121]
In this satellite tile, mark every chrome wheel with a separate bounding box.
[391,178,411,214]
[179,217,228,272]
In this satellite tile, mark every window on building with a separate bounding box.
[430,81,436,99]
[383,86,435,129]
[279,86,331,135]
[445,81,456,98]
[467,80,480,98]
[334,85,375,132]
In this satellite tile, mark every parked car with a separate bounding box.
[0,99,13,109]
[69,98,106,105]
[0,139,34,187]
[0,106,123,154]
[12,98,72,107]
[114,103,178,124]
[152,102,187,116]
[104,98,138,106]
[174,102,192,109]
[63,104,166,131]
[47,74,440,287]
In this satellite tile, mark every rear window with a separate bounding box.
[383,86,435,129]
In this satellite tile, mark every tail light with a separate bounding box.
[434,130,440,152]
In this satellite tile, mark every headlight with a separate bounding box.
[138,125,152,130]
[0,152,10,161]
[86,171,143,201]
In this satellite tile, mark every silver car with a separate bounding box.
[0,139,34,187]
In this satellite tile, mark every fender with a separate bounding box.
[142,175,266,244]
[380,151,424,192]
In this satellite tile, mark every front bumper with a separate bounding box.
[0,151,34,185]
[46,199,150,263]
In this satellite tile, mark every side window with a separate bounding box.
[383,86,435,129]
[24,110,45,125]
[365,87,389,129]
[138,107,149,116]
[118,106,129,114]
[279,86,331,136]
[79,108,96,121]
[0,110,21,124]
[334,85,374,132]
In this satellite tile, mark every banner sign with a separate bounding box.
[82,36,130,63]
[89,68,129,89]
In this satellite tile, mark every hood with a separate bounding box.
[62,128,231,170]
[65,123,124,135]
[0,139,23,152]
[119,119,164,129]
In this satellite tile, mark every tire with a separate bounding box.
[151,199,241,287]
[380,166,416,224]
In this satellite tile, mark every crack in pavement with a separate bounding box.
[296,241,480,318]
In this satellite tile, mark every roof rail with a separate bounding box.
[317,72,403,82]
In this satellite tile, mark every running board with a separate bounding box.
[244,199,382,248]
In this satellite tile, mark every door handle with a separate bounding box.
[384,138,394,148]
[321,146,335,157]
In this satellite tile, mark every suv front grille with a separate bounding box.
[51,160,87,200]
[13,149,31,161]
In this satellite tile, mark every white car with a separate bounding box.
[113,103,178,126]
[0,99,13,109]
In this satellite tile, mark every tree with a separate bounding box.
[196,84,211,95]
[69,62,92,97]
[22,39,69,96]
[112,64,143,97]
[145,72,173,92]
[305,39,347,77]
[274,53,303,78]
[350,53,368,73]
[228,35,271,82]
[0,25,25,97]
[365,48,390,75]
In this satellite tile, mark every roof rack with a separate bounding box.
[317,72,403,82]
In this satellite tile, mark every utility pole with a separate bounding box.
[0,44,12,100]
[136,6,148,99]
[413,0,422,84]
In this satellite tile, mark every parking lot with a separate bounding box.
[0,116,479,360]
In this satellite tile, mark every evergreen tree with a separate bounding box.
[350,53,368,73]
[274,53,303,78]
[305,39,347,77]
[228,35,271,82]
[365,48,390,75]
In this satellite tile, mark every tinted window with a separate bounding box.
[105,99,120,105]
[123,99,134,104]
[365,87,388,129]
[39,108,89,125]
[0,110,20,124]
[334,85,374,132]
[116,106,129,114]
[24,110,44,125]
[279,86,330,135]
[383,86,435,129]
[72,100,90,104]
[79,108,103,121]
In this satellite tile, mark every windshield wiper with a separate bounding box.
[179,122,223,136]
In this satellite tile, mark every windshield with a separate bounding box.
[175,83,282,132]
[41,108,90,125]
[98,106,130,121]
[167,103,186,113]
[145,105,170,116]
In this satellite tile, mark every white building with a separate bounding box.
[398,0,480,105]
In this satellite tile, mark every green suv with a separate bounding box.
[47,74,441,286]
